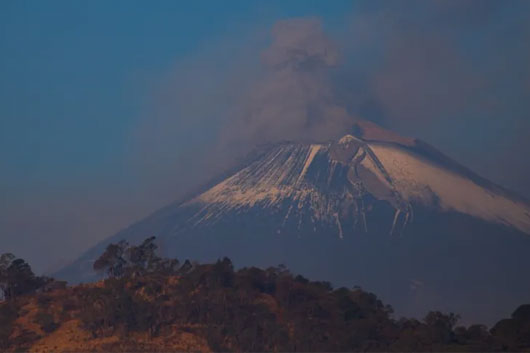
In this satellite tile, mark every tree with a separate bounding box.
[211,257,234,287]
[93,240,128,277]
[0,253,15,300]
[126,236,161,275]
[94,237,167,278]
[0,255,42,300]
[155,258,180,274]
[423,311,460,345]
[0,302,18,349]
[491,304,530,349]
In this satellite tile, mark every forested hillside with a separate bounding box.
[1,238,530,352]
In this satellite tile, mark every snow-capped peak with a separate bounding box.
[185,134,530,237]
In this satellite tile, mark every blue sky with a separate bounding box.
[0,0,353,271]
[1,0,529,273]
[0,1,349,191]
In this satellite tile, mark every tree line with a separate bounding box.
[1,237,530,351]
[0,253,51,301]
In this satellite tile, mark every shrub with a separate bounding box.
[34,311,59,333]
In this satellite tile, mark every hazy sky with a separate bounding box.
[1,0,529,273]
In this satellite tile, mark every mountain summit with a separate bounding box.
[57,122,530,324]
[185,131,530,238]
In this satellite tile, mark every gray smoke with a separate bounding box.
[219,18,355,151]
[131,17,358,201]
[133,2,530,201]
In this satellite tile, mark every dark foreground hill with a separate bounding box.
[2,245,530,352]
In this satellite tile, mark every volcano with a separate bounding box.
[57,121,530,325]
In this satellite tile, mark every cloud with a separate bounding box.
[130,17,360,201]
[343,0,530,128]
[218,17,355,150]
[131,2,530,202]
[371,32,484,123]
[262,18,338,70]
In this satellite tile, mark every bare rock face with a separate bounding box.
[57,132,530,325]
[329,135,412,235]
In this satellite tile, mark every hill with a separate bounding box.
[2,243,530,352]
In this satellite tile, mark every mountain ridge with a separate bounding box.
[55,122,530,324]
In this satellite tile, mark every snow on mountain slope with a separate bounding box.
[185,135,530,236]
[368,143,530,234]
[187,143,332,227]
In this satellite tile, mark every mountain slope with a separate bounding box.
[183,135,530,237]
[56,127,530,324]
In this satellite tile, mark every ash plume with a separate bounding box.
[219,18,355,149]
